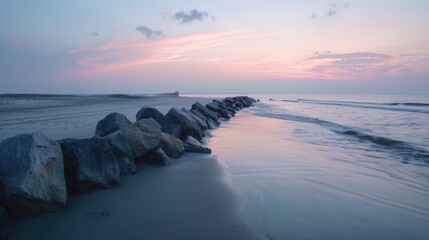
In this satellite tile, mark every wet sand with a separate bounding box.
[11,154,260,240]
[1,95,261,240]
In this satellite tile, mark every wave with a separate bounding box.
[252,105,429,165]
[277,98,429,114]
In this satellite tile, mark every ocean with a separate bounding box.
[200,94,429,240]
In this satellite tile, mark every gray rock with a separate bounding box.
[191,109,219,129]
[164,108,203,141]
[219,108,232,119]
[181,108,208,129]
[59,137,120,194]
[136,107,165,123]
[226,107,236,116]
[118,157,136,175]
[160,133,185,158]
[0,133,67,216]
[95,112,132,137]
[104,131,136,176]
[161,123,182,138]
[0,206,6,222]
[206,102,222,112]
[213,100,227,109]
[191,102,219,121]
[145,147,171,166]
[123,118,162,158]
[184,136,212,154]
[206,118,219,129]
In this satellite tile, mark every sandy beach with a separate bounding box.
[0,95,213,141]
[0,95,261,240]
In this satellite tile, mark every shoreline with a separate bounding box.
[0,95,260,239]
[10,154,261,240]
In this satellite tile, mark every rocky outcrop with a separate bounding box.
[59,137,120,194]
[181,108,208,130]
[164,108,203,141]
[144,147,171,166]
[191,109,219,129]
[104,130,135,175]
[160,133,185,158]
[122,118,162,158]
[136,107,165,123]
[161,123,182,138]
[191,102,220,121]
[0,133,67,216]
[95,112,132,137]
[183,136,212,154]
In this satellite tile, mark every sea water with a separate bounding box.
[201,94,429,240]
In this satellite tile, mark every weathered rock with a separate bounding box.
[118,157,136,175]
[0,133,67,216]
[164,108,203,141]
[226,107,236,116]
[206,118,219,129]
[219,108,232,119]
[191,109,219,129]
[95,112,132,137]
[181,108,208,129]
[160,133,185,158]
[184,136,212,154]
[136,107,165,123]
[122,118,162,158]
[144,147,171,166]
[191,102,219,121]
[104,131,136,176]
[213,100,227,109]
[206,102,222,112]
[59,137,120,194]
[161,123,182,139]
[0,207,6,222]
[223,98,235,105]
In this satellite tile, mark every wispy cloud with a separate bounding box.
[312,2,349,19]
[229,51,415,80]
[172,9,214,24]
[70,30,257,76]
[135,25,164,40]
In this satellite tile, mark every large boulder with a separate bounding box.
[219,108,232,119]
[144,147,171,166]
[161,123,182,138]
[184,136,212,154]
[59,137,120,194]
[206,102,222,112]
[136,107,165,123]
[181,108,208,130]
[164,108,203,141]
[0,207,6,222]
[160,133,185,158]
[95,112,132,137]
[122,118,163,158]
[213,100,227,109]
[191,109,219,129]
[191,102,220,121]
[104,131,136,176]
[0,133,67,216]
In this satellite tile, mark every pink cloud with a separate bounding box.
[229,51,424,80]
[69,29,255,76]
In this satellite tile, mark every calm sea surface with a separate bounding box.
[186,94,429,240]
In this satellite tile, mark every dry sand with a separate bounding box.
[1,95,260,240]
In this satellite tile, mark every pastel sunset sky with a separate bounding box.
[1,0,428,94]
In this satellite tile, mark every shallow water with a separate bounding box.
[206,94,429,240]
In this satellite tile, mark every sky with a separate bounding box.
[0,0,428,94]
